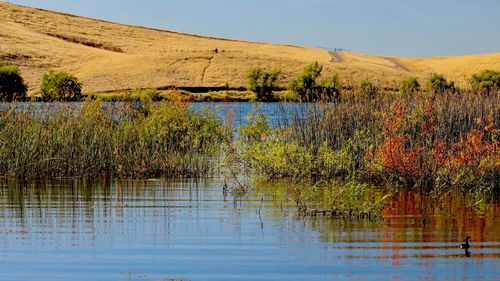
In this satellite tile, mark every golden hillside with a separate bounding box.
[1,2,499,94]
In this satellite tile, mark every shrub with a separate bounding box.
[247,67,281,101]
[320,73,342,100]
[427,73,454,94]
[289,62,342,101]
[0,65,28,102]
[470,70,500,95]
[357,80,376,99]
[41,71,82,102]
[399,76,420,95]
[289,62,323,100]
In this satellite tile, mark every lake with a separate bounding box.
[0,179,499,281]
[1,102,314,129]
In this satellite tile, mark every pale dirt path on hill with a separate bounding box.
[329,52,344,63]
[384,57,411,72]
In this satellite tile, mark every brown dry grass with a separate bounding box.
[1,2,499,95]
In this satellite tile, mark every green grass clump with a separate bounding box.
[0,101,229,180]
[194,90,257,102]
[88,89,169,102]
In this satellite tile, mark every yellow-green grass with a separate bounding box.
[87,89,298,102]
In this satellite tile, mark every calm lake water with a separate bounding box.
[3,102,309,128]
[0,179,499,281]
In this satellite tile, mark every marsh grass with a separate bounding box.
[238,89,499,193]
[0,101,228,180]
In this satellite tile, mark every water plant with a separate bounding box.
[0,101,228,180]
[237,89,499,194]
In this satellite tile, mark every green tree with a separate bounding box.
[0,65,28,102]
[320,73,342,100]
[470,70,500,95]
[399,76,420,95]
[289,62,323,100]
[247,67,281,101]
[427,73,454,94]
[41,71,82,102]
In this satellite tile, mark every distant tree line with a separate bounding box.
[1,59,499,102]
[246,61,500,102]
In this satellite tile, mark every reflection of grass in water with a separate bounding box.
[255,179,391,219]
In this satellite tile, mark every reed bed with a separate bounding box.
[238,90,499,193]
[0,101,228,180]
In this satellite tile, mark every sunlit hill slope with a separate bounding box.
[1,2,500,94]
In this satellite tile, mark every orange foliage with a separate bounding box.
[374,99,499,186]
[449,116,499,173]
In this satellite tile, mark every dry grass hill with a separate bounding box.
[1,2,500,95]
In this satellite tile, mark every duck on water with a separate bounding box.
[461,236,471,257]
[460,236,471,250]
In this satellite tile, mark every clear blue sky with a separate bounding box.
[6,0,500,57]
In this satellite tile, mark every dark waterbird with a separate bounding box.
[460,236,471,250]
[461,236,471,257]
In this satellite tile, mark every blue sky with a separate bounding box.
[6,0,500,57]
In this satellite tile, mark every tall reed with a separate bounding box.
[238,89,499,193]
[0,101,228,180]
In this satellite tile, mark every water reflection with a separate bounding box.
[0,179,499,281]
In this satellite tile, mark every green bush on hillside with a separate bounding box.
[470,69,500,95]
[41,71,82,102]
[289,62,322,100]
[0,65,28,102]
[247,67,281,101]
[320,73,342,100]
[427,73,455,94]
[399,76,420,95]
[289,62,341,101]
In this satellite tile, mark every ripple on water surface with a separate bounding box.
[0,179,499,281]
